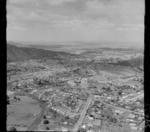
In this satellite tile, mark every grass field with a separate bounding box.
[7,95,41,131]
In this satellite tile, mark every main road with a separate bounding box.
[96,99,144,115]
[93,94,144,115]
[72,95,92,132]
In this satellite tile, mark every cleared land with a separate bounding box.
[7,96,41,131]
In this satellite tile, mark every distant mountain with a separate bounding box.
[7,43,76,62]
[7,41,30,47]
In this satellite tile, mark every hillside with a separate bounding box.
[115,56,144,67]
[7,44,75,62]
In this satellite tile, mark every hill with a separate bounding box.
[115,56,143,67]
[7,44,76,62]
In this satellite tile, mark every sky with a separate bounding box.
[7,0,144,43]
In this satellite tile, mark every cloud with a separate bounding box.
[116,23,144,31]
[85,0,144,31]
[7,0,144,42]
[48,16,115,30]
[116,27,142,31]
[121,24,144,28]
[8,0,31,4]
[47,0,77,6]
[7,0,42,8]
[86,0,144,16]
[7,24,28,31]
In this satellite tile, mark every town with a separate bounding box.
[7,48,144,132]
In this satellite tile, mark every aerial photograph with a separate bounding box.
[7,0,144,131]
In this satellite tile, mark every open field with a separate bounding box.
[7,96,41,131]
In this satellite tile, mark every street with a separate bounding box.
[72,95,92,132]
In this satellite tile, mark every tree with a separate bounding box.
[43,115,47,119]
[43,120,49,124]
[118,91,122,96]
[46,127,50,130]
[7,95,10,105]
[9,127,17,131]
[77,128,87,132]
[65,116,69,120]
[109,117,117,123]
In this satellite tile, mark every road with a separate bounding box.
[71,89,143,132]
[72,95,92,132]
[97,100,143,115]
[26,96,47,131]
[120,92,143,102]
[93,95,144,115]
[125,93,144,102]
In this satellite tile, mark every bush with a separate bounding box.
[7,100,10,105]
[46,127,50,130]
[77,128,86,132]
[43,120,49,124]
[7,96,10,105]
[43,115,47,119]
[65,116,69,120]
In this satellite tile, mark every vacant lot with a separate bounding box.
[7,95,41,131]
